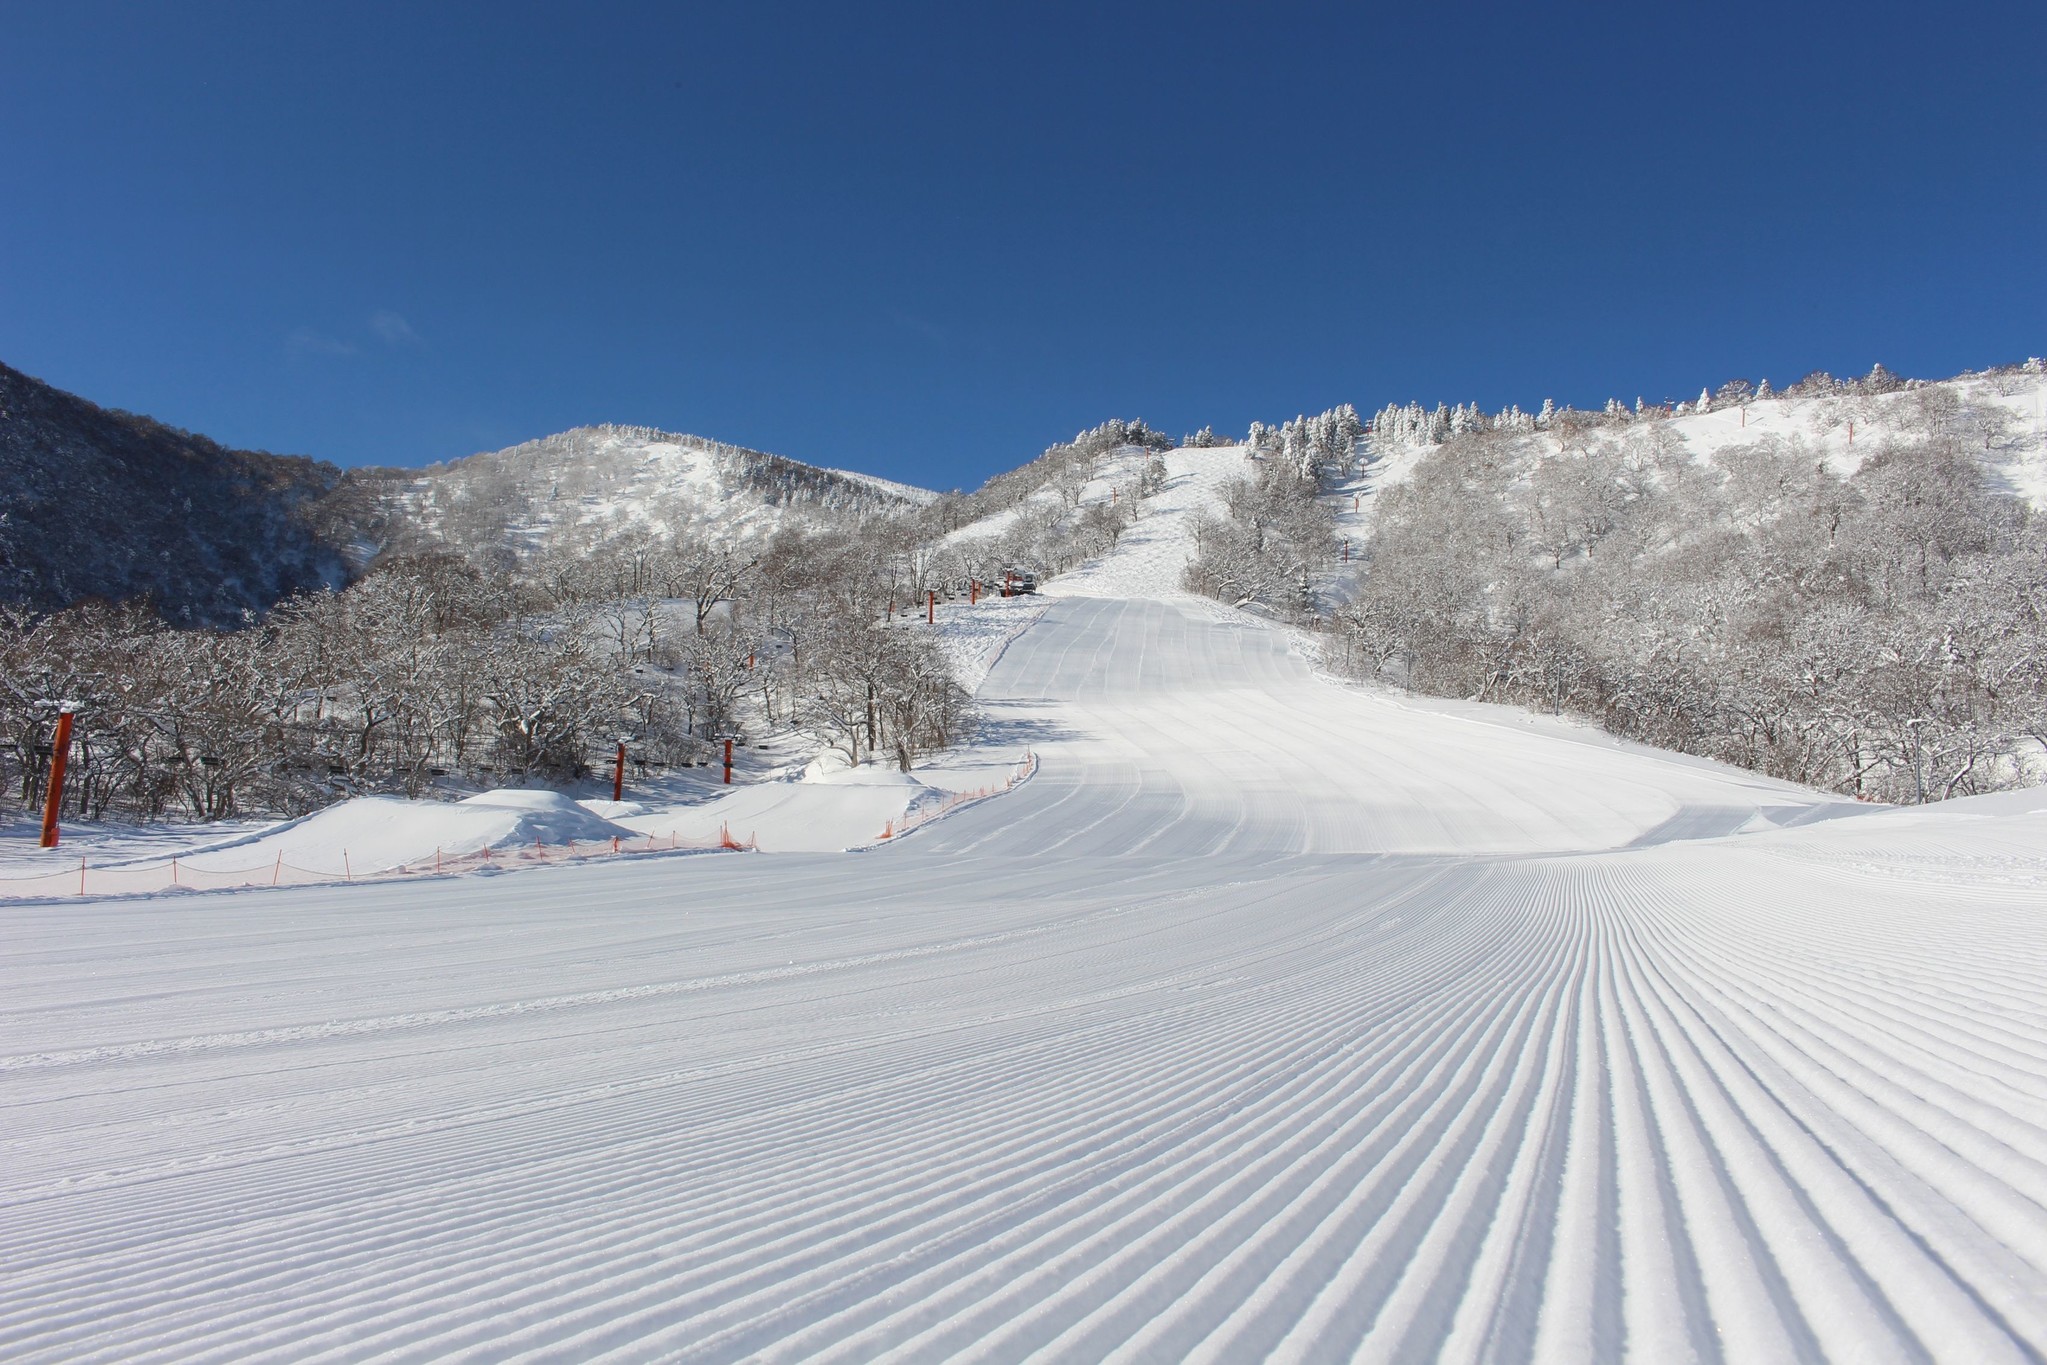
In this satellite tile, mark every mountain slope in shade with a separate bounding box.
[0,362,382,624]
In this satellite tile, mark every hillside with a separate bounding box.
[0,363,379,625]
[1315,363,2047,807]
[0,368,942,622]
[1355,362,2047,511]
[373,424,937,562]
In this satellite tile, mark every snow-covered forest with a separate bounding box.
[5,361,2045,825]
[1182,405,1360,613]
[0,417,1175,823]
[1332,363,2047,803]
[1166,366,2047,805]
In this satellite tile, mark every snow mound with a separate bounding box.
[799,757,924,786]
[169,790,636,879]
[575,798,648,820]
[614,763,953,852]
[455,789,636,840]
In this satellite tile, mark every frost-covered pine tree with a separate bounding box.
[1279,419,1311,479]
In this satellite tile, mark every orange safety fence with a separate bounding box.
[877,750,1037,843]
[0,822,760,901]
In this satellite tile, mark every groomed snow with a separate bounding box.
[5,444,2047,1360]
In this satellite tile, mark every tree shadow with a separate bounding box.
[969,706,1083,749]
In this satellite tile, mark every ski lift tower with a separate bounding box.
[714,727,742,785]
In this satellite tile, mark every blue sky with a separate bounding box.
[2,2,2041,490]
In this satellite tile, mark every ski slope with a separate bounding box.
[6,448,2047,1360]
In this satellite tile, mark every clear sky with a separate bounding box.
[2,2,2041,490]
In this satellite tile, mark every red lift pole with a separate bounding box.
[723,739,734,785]
[39,710,73,849]
[612,741,626,802]
[927,590,935,624]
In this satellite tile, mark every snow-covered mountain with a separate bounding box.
[0,362,944,621]
[0,362,381,624]
[372,424,937,561]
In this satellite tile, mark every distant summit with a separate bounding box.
[369,424,936,564]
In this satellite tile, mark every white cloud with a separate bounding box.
[285,327,357,358]
[893,311,950,347]
[370,310,421,346]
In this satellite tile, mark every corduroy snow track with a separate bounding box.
[4,446,2047,1362]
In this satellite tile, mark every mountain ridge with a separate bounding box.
[369,423,936,563]
[0,367,937,622]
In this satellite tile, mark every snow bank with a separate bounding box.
[576,799,648,820]
[163,789,637,879]
[611,762,954,853]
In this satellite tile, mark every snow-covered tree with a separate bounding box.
[1330,419,2044,802]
